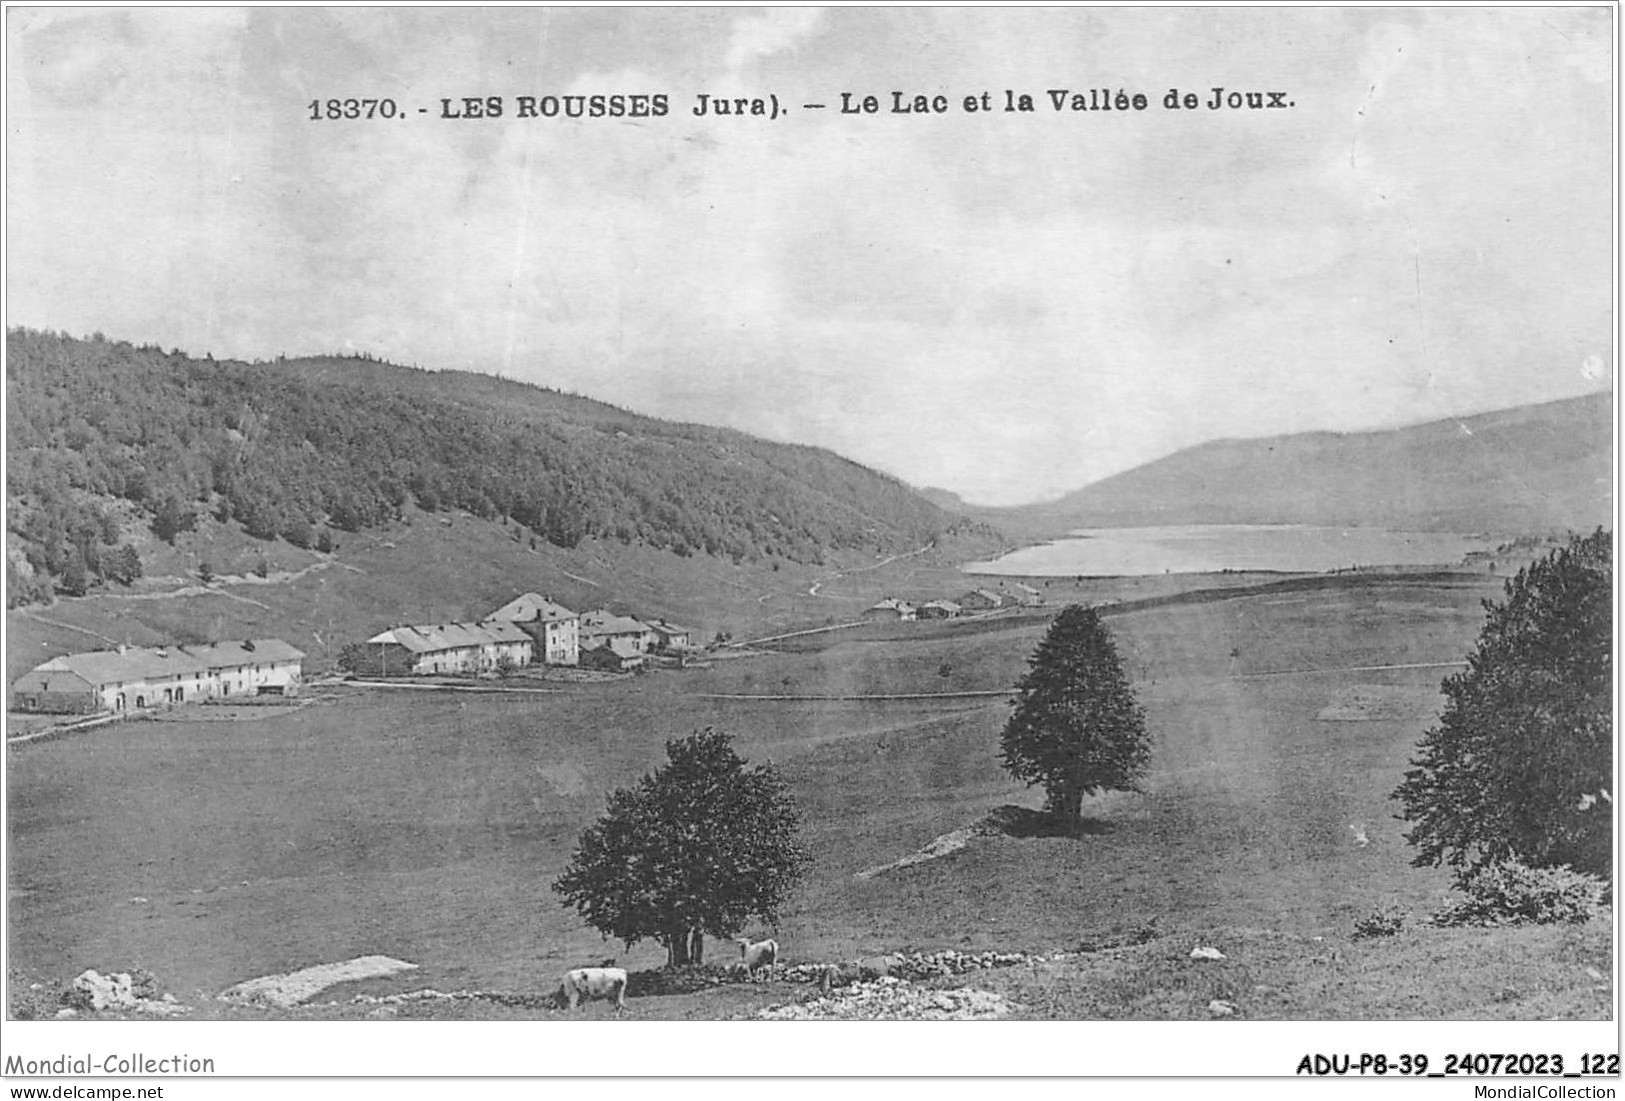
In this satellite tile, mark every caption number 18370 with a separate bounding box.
[308,98,400,120]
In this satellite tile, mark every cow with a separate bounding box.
[556,966,628,1014]
[735,936,779,981]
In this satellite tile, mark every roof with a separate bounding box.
[1010,583,1042,595]
[581,637,644,660]
[648,621,693,637]
[865,598,915,613]
[18,639,304,688]
[14,662,96,689]
[179,639,306,666]
[964,588,1003,602]
[580,610,653,636]
[366,621,533,653]
[487,592,578,623]
[921,600,962,612]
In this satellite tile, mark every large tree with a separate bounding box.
[1393,529,1612,884]
[1000,604,1151,825]
[553,728,810,967]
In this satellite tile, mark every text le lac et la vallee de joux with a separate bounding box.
[307,86,1296,122]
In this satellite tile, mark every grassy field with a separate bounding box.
[6,570,1612,1020]
[6,508,1015,685]
[7,500,1447,686]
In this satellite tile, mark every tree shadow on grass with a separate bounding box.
[981,804,1115,841]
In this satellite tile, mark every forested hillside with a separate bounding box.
[6,329,981,605]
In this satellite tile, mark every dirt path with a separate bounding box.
[87,557,354,605]
[807,544,933,598]
[1238,660,1468,678]
[14,611,120,645]
[341,680,563,695]
[733,620,864,648]
[693,689,1009,702]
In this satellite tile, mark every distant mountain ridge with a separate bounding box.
[988,393,1613,536]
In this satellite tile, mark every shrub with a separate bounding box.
[8,971,62,1020]
[1430,859,1608,928]
[1352,905,1408,940]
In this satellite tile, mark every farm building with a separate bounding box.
[957,589,1004,611]
[647,620,696,652]
[580,610,658,654]
[487,592,580,666]
[1006,582,1044,606]
[580,636,646,673]
[917,600,962,620]
[182,639,305,698]
[862,597,916,621]
[11,639,305,714]
[363,621,533,676]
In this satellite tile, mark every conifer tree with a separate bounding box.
[1000,605,1151,825]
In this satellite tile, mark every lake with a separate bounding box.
[961,525,1497,577]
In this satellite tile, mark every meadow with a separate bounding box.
[6,570,1611,1020]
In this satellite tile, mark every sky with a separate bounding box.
[5,6,1615,506]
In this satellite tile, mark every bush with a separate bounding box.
[281,516,314,549]
[1430,859,1608,928]
[8,970,62,1020]
[1352,905,1408,940]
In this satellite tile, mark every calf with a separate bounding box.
[556,966,628,1014]
[735,936,779,981]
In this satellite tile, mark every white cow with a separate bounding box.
[557,966,628,1014]
[735,936,779,981]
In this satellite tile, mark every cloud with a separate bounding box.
[6,8,1613,505]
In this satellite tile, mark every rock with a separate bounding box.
[72,970,138,1010]
[758,977,1019,1021]
[854,954,904,980]
[1189,946,1226,961]
[218,955,419,1009]
[1207,999,1237,1017]
[55,1008,77,1019]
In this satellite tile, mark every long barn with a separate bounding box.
[363,621,534,676]
[12,639,304,714]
